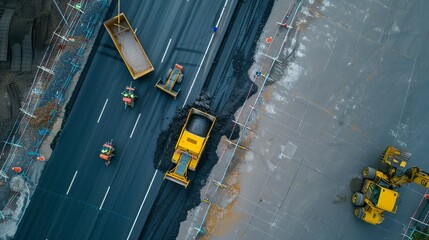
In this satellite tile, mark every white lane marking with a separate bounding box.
[99,186,111,210]
[182,0,229,108]
[66,171,78,195]
[126,170,158,240]
[129,113,141,138]
[161,38,172,63]
[97,99,109,123]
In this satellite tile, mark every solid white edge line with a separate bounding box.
[126,170,158,240]
[129,113,141,138]
[99,186,111,210]
[66,171,78,195]
[182,34,214,108]
[97,99,109,123]
[160,38,172,63]
[182,0,229,108]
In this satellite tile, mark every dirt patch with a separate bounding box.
[201,170,242,239]
[29,102,57,130]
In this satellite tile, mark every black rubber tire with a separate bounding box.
[354,207,365,219]
[186,113,213,137]
[352,192,365,206]
[363,167,376,180]
[177,74,183,83]
[166,69,172,80]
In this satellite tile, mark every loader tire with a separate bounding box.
[354,207,365,219]
[166,69,172,79]
[363,167,376,180]
[352,192,364,206]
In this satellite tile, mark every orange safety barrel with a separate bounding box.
[37,156,45,161]
[99,154,109,161]
[123,97,132,104]
[12,167,22,173]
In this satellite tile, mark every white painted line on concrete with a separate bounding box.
[97,99,108,123]
[182,0,229,108]
[127,170,158,240]
[161,38,172,63]
[99,186,111,210]
[129,113,141,138]
[66,171,78,195]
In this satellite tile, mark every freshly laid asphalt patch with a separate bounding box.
[143,0,274,239]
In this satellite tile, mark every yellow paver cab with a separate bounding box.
[164,108,216,187]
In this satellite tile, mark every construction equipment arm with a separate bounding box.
[389,167,429,188]
[405,167,429,188]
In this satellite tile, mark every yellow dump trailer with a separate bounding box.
[164,108,216,187]
[104,13,154,79]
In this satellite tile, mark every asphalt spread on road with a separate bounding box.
[144,0,274,239]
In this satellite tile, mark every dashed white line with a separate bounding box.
[126,170,158,240]
[160,38,172,63]
[129,113,141,138]
[99,186,111,210]
[182,0,229,108]
[66,171,78,195]
[97,99,109,123]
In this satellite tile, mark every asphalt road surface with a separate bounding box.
[15,0,237,239]
[140,0,274,238]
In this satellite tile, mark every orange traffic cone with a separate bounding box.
[12,167,22,173]
[265,37,273,44]
[424,194,429,200]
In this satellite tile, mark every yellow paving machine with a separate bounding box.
[164,108,216,187]
[155,64,183,98]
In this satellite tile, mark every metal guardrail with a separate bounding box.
[402,190,429,240]
[189,0,303,238]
